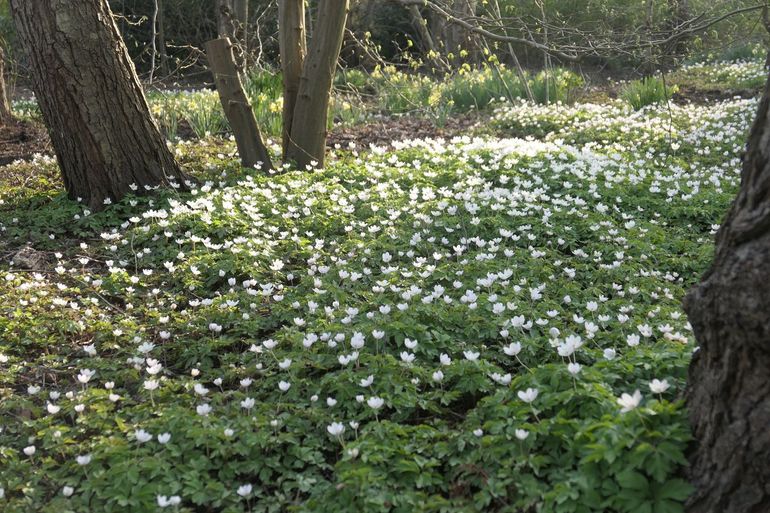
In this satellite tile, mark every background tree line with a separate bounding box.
[1,0,765,85]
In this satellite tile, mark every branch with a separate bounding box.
[395,0,767,62]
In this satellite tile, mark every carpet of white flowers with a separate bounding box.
[0,96,756,513]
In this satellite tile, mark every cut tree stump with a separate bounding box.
[205,37,273,171]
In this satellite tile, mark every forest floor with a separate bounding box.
[0,58,765,513]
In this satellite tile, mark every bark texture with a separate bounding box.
[683,67,770,513]
[278,0,306,159]
[10,0,184,209]
[206,37,273,171]
[0,46,13,124]
[285,0,349,169]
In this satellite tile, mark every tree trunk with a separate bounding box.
[234,0,249,68]
[285,0,349,170]
[279,0,306,160]
[405,3,448,73]
[206,37,273,171]
[158,0,169,76]
[0,46,13,124]
[683,65,770,513]
[217,0,235,40]
[10,0,185,209]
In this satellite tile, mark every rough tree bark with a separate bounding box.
[683,65,770,513]
[279,0,306,159]
[10,0,185,209]
[217,0,248,69]
[0,46,13,124]
[285,0,349,169]
[206,37,273,171]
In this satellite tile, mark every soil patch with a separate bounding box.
[0,119,51,166]
[671,86,759,104]
[327,112,482,149]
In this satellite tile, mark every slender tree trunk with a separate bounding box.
[206,37,273,171]
[0,46,13,124]
[491,0,533,102]
[285,0,349,170]
[234,0,249,68]
[683,65,770,513]
[405,3,448,73]
[217,0,235,40]
[158,0,169,76]
[150,0,159,83]
[279,0,306,160]
[10,0,185,209]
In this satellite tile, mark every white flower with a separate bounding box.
[617,390,643,413]
[134,429,152,443]
[77,369,96,384]
[603,348,616,360]
[359,375,374,387]
[237,484,253,497]
[137,341,155,354]
[196,404,212,416]
[517,388,538,403]
[76,454,92,465]
[144,379,159,391]
[463,350,479,361]
[62,486,74,497]
[440,353,452,365]
[627,334,640,347]
[350,332,365,349]
[193,383,209,396]
[503,342,521,356]
[432,370,444,383]
[146,360,163,375]
[367,396,384,410]
[157,433,171,444]
[514,429,529,440]
[278,380,291,392]
[83,344,97,356]
[23,445,36,456]
[473,428,483,437]
[241,397,255,409]
[46,403,61,414]
[567,363,582,375]
[649,379,671,394]
[400,351,415,363]
[327,422,345,436]
[278,358,292,370]
[157,495,181,507]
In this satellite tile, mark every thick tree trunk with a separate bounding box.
[10,0,184,209]
[0,46,13,124]
[279,0,306,160]
[285,0,349,169]
[683,66,770,513]
[206,38,273,171]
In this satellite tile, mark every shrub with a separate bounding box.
[620,77,678,110]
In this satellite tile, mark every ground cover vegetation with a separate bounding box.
[0,56,759,511]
